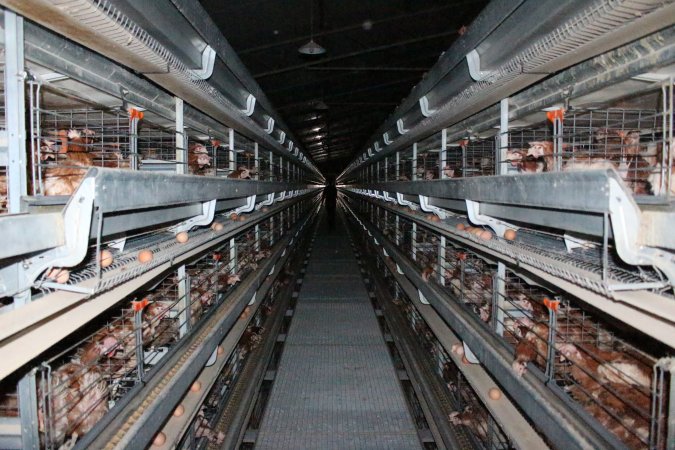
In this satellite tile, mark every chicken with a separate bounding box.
[38,361,108,447]
[512,322,549,376]
[558,343,651,389]
[421,266,435,282]
[188,144,212,175]
[505,149,543,173]
[448,405,489,442]
[242,325,265,352]
[584,402,649,449]
[227,167,251,179]
[526,141,554,172]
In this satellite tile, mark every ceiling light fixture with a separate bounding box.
[298,0,326,55]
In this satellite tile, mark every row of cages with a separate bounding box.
[349,81,674,199]
[0,81,310,214]
[0,197,314,449]
[349,196,672,450]
[347,216,515,450]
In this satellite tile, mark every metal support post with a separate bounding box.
[177,265,189,335]
[499,98,509,175]
[254,142,259,180]
[18,370,39,450]
[441,128,447,179]
[4,9,27,214]
[175,97,185,174]
[229,128,236,175]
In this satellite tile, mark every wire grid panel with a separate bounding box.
[444,138,496,179]
[31,106,132,196]
[137,122,181,173]
[562,108,663,196]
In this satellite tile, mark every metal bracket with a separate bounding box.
[374,142,382,152]
[256,193,275,210]
[367,148,374,157]
[248,291,257,305]
[563,232,597,252]
[278,131,286,144]
[396,119,408,134]
[396,264,404,275]
[465,199,515,236]
[608,178,675,286]
[396,192,418,211]
[383,132,392,145]
[190,45,216,80]
[418,289,430,305]
[269,265,275,276]
[419,195,447,219]
[419,95,436,117]
[243,93,256,116]
[287,140,294,151]
[265,117,275,134]
[276,191,286,202]
[466,49,496,82]
[383,191,396,204]
[232,195,256,215]
[19,177,96,295]
[169,199,216,233]
[463,342,480,363]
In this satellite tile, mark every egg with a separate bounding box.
[488,388,502,400]
[429,215,441,223]
[238,215,247,222]
[211,222,224,231]
[451,343,464,356]
[261,207,269,213]
[504,229,517,241]
[47,268,70,284]
[173,404,185,417]
[471,228,483,235]
[152,432,166,446]
[462,355,470,365]
[480,230,493,241]
[229,213,239,221]
[216,345,225,356]
[138,249,153,264]
[176,232,189,244]
[99,249,114,268]
[190,381,202,392]
[455,223,465,231]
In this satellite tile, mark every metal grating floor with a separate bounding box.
[255,217,422,449]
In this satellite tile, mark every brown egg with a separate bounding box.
[462,355,470,365]
[173,404,185,417]
[471,228,483,235]
[47,268,70,284]
[211,222,224,231]
[451,343,464,356]
[504,229,517,241]
[238,215,247,222]
[229,213,239,221]
[480,230,493,241]
[429,215,441,223]
[488,388,502,400]
[216,345,225,356]
[100,249,114,268]
[190,381,202,392]
[261,207,269,213]
[138,249,153,264]
[455,223,466,231]
[176,232,189,244]
[152,432,166,447]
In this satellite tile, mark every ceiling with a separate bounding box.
[199,0,488,176]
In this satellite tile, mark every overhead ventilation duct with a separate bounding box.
[0,0,318,174]
[344,0,675,176]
